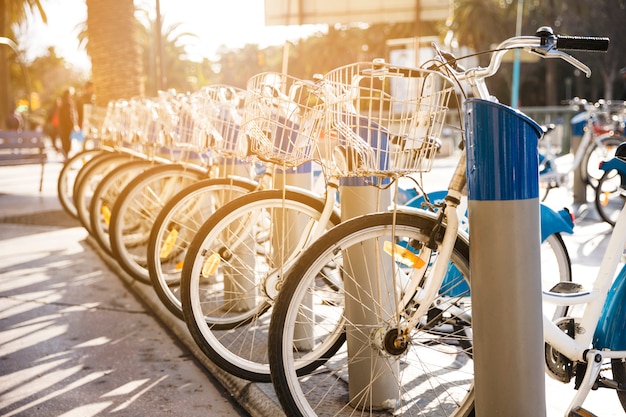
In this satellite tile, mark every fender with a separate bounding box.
[598,157,626,189]
[540,204,574,241]
[593,265,626,350]
[405,190,574,242]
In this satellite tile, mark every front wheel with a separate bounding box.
[109,164,206,283]
[269,211,475,417]
[180,189,342,382]
[582,134,623,188]
[147,177,258,319]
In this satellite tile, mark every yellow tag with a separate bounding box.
[101,205,111,226]
[602,191,610,207]
[383,240,426,268]
[160,228,179,258]
[201,253,220,277]
[175,260,184,270]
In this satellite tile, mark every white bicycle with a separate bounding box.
[268,28,620,417]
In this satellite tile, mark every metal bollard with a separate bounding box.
[570,113,587,204]
[340,175,395,410]
[221,158,258,312]
[466,98,546,416]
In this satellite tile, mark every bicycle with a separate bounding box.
[179,56,574,385]
[147,84,262,318]
[268,27,614,417]
[106,91,219,284]
[57,104,109,219]
[178,71,345,382]
[594,144,626,226]
[539,98,624,201]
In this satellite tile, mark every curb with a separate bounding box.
[85,235,286,417]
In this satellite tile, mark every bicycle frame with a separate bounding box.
[400,29,625,414]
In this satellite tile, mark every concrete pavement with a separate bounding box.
[0,147,624,417]
[0,160,252,417]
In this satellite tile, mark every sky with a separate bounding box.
[15,0,326,74]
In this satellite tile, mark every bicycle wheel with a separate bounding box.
[269,211,474,417]
[594,168,625,227]
[74,152,134,233]
[89,159,156,254]
[109,164,207,283]
[147,177,258,319]
[181,189,342,382]
[581,134,623,188]
[612,358,626,411]
[541,233,572,319]
[57,148,105,218]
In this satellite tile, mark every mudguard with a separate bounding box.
[405,191,574,242]
[593,265,626,350]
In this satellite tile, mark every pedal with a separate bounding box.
[549,281,585,294]
[568,406,598,417]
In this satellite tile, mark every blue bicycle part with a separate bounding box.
[593,264,626,350]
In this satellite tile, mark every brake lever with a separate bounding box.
[528,47,592,77]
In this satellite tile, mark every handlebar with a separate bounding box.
[554,35,610,52]
[433,26,609,100]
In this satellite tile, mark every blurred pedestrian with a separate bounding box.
[45,98,61,151]
[77,81,95,130]
[58,88,78,159]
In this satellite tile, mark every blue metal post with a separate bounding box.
[466,98,546,416]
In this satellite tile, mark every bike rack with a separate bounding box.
[466,98,547,416]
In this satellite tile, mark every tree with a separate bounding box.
[0,0,46,128]
[86,0,144,106]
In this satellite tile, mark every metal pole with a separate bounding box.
[466,98,546,416]
[340,177,395,409]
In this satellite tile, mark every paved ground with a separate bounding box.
[0,146,624,417]
[0,159,251,417]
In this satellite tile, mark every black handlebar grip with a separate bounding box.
[556,35,609,52]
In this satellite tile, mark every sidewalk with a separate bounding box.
[0,154,624,417]
[0,160,253,417]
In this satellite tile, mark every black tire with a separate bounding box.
[581,134,624,189]
[594,168,626,227]
[147,177,258,319]
[612,358,626,411]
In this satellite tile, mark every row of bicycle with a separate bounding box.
[58,27,626,417]
[538,97,625,226]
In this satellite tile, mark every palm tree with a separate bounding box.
[85,0,144,106]
[0,0,46,128]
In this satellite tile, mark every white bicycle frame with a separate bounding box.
[396,32,626,415]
